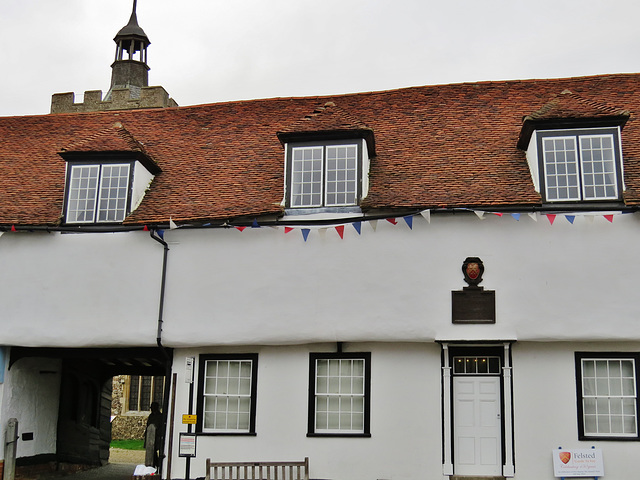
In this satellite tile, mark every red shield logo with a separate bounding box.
[559,452,571,464]
[466,263,480,280]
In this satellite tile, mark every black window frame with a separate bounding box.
[286,139,363,209]
[575,352,640,441]
[62,155,136,225]
[195,353,258,436]
[537,127,623,204]
[307,351,371,438]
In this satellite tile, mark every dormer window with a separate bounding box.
[288,141,361,208]
[518,90,629,204]
[538,127,622,202]
[66,162,132,223]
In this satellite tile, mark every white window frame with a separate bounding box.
[288,141,360,208]
[576,353,639,440]
[66,163,131,223]
[539,127,622,202]
[308,352,371,436]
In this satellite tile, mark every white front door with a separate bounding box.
[453,375,502,476]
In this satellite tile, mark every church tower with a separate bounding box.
[109,0,150,96]
[51,0,177,113]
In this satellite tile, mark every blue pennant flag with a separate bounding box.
[252,218,260,228]
[511,213,521,221]
[157,229,165,239]
[565,215,576,224]
[301,229,310,242]
[403,215,413,229]
[352,222,362,235]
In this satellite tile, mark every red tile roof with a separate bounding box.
[1,73,640,226]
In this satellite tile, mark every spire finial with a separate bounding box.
[132,0,138,14]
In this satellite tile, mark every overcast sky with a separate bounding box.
[1,0,639,117]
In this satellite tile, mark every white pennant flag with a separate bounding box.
[369,220,378,232]
[169,217,178,229]
[528,212,538,222]
[420,209,431,223]
[474,211,485,220]
[318,228,328,238]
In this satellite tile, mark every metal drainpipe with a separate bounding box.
[149,229,171,477]
[149,229,169,353]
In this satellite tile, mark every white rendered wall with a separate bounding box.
[0,356,61,459]
[167,344,443,480]
[512,341,640,480]
[0,231,163,347]
[160,211,640,347]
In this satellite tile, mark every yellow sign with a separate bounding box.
[182,414,197,424]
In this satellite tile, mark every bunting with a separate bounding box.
[403,216,413,229]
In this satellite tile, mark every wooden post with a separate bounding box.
[3,418,18,480]
[145,423,156,467]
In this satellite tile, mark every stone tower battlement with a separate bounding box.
[51,86,177,114]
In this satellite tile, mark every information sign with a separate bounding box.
[179,433,197,458]
[552,449,604,478]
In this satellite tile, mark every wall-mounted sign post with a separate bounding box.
[185,357,196,480]
[552,448,604,479]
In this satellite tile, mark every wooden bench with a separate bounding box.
[205,458,309,480]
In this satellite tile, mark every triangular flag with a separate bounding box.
[511,213,521,221]
[335,225,345,239]
[604,214,614,223]
[528,212,538,222]
[492,212,503,217]
[301,229,310,241]
[565,215,575,224]
[318,228,328,238]
[585,215,595,223]
[157,229,165,239]
[352,222,362,235]
[420,209,431,223]
[370,220,378,232]
[546,214,556,225]
[284,227,294,234]
[169,217,178,230]
[403,215,413,229]
[10,225,16,232]
[0,232,4,239]
[474,211,485,220]
[235,226,247,232]
[143,225,149,231]
[252,218,260,228]
[386,218,398,225]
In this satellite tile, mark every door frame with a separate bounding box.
[440,342,515,478]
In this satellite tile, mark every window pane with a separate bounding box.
[291,147,323,207]
[67,165,99,223]
[581,357,637,437]
[314,356,367,433]
[543,137,580,201]
[97,164,130,222]
[202,358,254,432]
[580,135,618,200]
[325,145,358,206]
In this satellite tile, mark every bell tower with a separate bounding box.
[50,0,177,113]
[110,0,150,92]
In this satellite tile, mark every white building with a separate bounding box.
[1,8,640,479]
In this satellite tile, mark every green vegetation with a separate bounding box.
[110,439,145,450]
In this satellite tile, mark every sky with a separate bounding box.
[1,0,640,117]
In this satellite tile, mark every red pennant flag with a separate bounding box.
[284,227,293,234]
[546,214,556,225]
[335,225,344,239]
[604,214,614,223]
[143,225,149,231]
[10,225,16,232]
[386,218,398,225]
[492,212,503,217]
[235,226,247,232]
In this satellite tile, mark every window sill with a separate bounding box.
[579,435,640,441]
[306,433,371,438]
[284,207,362,221]
[195,431,257,437]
